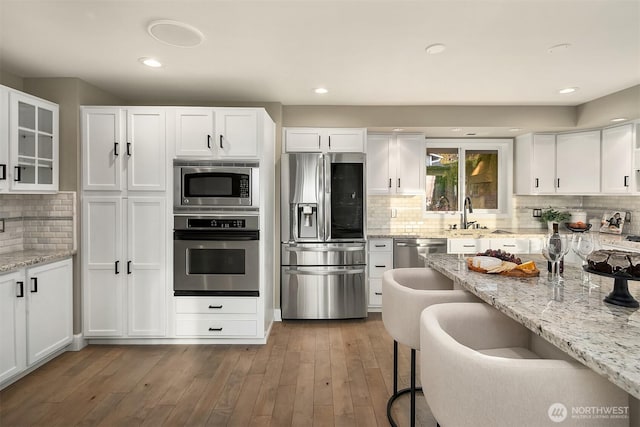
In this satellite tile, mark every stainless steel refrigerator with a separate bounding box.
[281,152,367,319]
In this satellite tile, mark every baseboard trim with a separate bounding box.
[69,333,88,351]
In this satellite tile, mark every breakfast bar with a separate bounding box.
[423,253,640,400]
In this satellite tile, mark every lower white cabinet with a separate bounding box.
[175,297,258,337]
[368,239,393,308]
[0,258,72,387]
[448,237,537,254]
[83,196,167,338]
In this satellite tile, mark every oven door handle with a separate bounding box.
[284,267,365,276]
[174,230,259,240]
[284,245,364,252]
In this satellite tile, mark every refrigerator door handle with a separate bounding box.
[284,267,365,276]
[323,154,331,241]
[317,157,325,241]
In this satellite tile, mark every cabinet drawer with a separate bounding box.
[175,318,257,337]
[368,239,393,252]
[447,238,480,254]
[369,252,393,278]
[369,278,382,306]
[175,297,257,314]
[490,239,530,254]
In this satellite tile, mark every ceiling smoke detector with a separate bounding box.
[147,20,204,48]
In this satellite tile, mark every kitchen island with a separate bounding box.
[423,253,640,400]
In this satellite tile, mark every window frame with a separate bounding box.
[424,138,513,218]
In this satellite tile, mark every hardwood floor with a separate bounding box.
[0,313,436,426]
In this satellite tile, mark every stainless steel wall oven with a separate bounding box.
[173,215,259,296]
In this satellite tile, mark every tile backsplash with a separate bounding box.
[368,194,640,236]
[0,192,76,254]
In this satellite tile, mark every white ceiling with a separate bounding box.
[0,0,639,106]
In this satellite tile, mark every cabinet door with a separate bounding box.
[127,197,166,337]
[126,109,166,191]
[395,134,425,194]
[215,109,259,158]
[601,124,633,193]
[366,134,393,194]
[0,271,26,383]
[83,197,124,337]
[531,134,556,194]
[490,238,530,254]
[175,108,214,158]
[0,88,8,193]
[326,128,365,152]
[82,108,123,191]
[9,92,58,192]
[26,259,72,365]
[556,131,600,194]
[284,128,322,152]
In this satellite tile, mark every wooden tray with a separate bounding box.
[466,258,540,277]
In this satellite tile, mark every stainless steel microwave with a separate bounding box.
[173,161,259,210]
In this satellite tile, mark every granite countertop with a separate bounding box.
[0,249,76,273]
[423,253,640,399]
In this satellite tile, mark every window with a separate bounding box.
[425,139,512,216]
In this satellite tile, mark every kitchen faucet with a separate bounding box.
[461,196,474,229]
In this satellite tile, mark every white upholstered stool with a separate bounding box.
[420,302,630,427]
[382,268,479,427]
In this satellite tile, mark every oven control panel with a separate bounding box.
[188,218,246,229]
[174,215,259,231]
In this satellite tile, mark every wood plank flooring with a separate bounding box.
[0,313,436,426]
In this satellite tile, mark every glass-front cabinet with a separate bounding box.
[9,91,58,192]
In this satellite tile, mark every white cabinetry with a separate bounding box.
[367,133,425,195]
[83,196,166,338]
[367,238,393,309]
[601,124,634,194]
[448,237,536,254]
[556,130,600,194]
[175,108,260,158]
[175,297,258,337]
[0,271,26,384]
[0,258,72,389]
[82,107,166,192]
[515,134,556,194]
[447,238,490,254]
[0,85,59,193]
[284,127,366,153]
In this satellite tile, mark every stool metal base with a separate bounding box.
[386,340,423,427]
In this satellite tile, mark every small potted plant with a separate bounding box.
[540,207,571,232]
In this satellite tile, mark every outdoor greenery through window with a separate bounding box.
[425,140,512,216]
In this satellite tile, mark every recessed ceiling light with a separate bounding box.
[139,57,162,68]
[392,128,404,132]
[425,43,446,54]
[509,128,522,132]
[548,43,571,54]
[314,88,328,94]
[610,117,628,122]
[147,20,204,48]
[558,87,579,94]
[450,128,462,132]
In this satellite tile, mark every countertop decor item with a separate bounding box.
[565,222,592,233]
[540,207,570,232]
[599,211,624,235]
[584,266,639,308]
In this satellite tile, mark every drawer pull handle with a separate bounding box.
[374,244,386,248]
[209,327,223,332]
[463,245,475,248]
[503,244,517,247]
[208,305,223,309]
[375,292,382,296]
[374,265,386,268]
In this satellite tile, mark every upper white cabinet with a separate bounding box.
[367,133,425,195]
[515,130,603,195]
[0,85,59,193]
[556,130,600,194]
[284,127,366,153]
[601,124,634,193]
[175,108,259,158]
[82,107,166,192]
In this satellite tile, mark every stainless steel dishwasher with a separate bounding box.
[393,238,447,268]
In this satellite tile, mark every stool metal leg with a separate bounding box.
[386,340,423,427]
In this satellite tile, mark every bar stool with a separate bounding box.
[420,302,629,427]
[381,268,479,427]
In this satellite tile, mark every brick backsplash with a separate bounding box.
[368,194,640,236]
[0,192,76,254]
